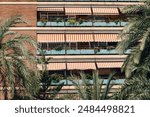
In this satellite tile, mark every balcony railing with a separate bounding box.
[38,0,139,2]
[37,49,131,55]
[51,79,125,86]
[37,21,127,27]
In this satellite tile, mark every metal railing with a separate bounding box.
[37,21,127,27]
[51,79,125,86]
[37,49,131,55]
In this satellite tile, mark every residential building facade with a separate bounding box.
[0,0,140,99]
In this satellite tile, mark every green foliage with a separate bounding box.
[116,0,150,78]
[0,16,40,99]
[69,71,116,100]
[113,74,150,100]
[55,18,63,23]
[37,71,64,100]
[78,18,85,24]
[67,18,76,25]
[115,0,150,99]
[36,49,64,100]
[54,45,64,51]
[40,18,47,26]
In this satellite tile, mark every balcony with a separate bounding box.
[37,21,127,27]
[38,0,139,2]
[37,6,129,27]
[51,79,125,86]
[37,49,130,55]
[37,33,131,55]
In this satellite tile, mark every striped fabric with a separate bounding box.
[37,34,65,42]
[92,8,119,15]
[67,63,96,70]
[94,34,120,42]
[65,8,91,15]
[38,33,120,43]
[37,63,66,70]
[66,34,93,42]
[96,62,123,68]
[37,7,64,12]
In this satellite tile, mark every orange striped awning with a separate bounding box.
[67,63,96,70]
[65,8,91,15]
[97,62,123,68]
[37,7,64,12]
[37,63,66,70]
[94,34,120,42]
[92,8,119,15]
[37,34,65,43]
[66,34,93,42]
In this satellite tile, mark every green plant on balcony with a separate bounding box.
[40,18,47,26]
[94,47,101,53]
[54,45,64,51]
[114,19,119,25]
[114,19,122,26]
[67,18,76,26]
[78,18,85,24]
[105,19,110,24]
[56,17,63,23]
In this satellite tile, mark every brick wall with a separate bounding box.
[0,5,37,27]
[17,30,36,38]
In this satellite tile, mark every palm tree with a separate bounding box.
[115,0,150,99]
[0,16,40,99]
[113,74,150,100]
[69,71,116,100]
[116,0,150,78]
[36,49,64,100]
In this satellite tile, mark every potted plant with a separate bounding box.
[40,18,48,26]
[94,47,100,53]
[114,19,121,26]
[54,45,64,51]
[105,18,110,24]
[55,17,63,26]
[56,17,63,23]
[79,18,85,24]
[67,18,76,26]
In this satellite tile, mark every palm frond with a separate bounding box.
[0,16,40,99]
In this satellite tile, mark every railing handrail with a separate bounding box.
[37,21,127,27]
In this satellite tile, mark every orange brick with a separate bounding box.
[0,5,36,27]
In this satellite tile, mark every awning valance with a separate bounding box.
[66,34,93,42]
[65,8,91,15]
[37,63,66,70]
[94,34,119,42]
[97,62,123,68]
[92,8,119,15]
[37,33,120,43]
[37,34,65,43]
[37,7,64,12]
[67,63,96,70]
